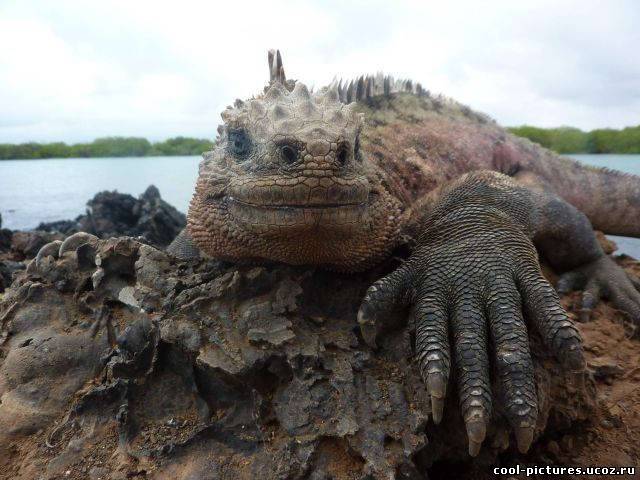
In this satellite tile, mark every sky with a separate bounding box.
[0,0,638,143]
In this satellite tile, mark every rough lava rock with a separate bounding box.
[0,186,184,292]
[37,185,186,248]
[0,230,63,292]
[0,233,596,479]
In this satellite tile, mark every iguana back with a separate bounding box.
[355,91,640,239]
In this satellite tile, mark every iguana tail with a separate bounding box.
[505,140,640,237]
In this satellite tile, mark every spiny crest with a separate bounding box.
[268,49,286,85]
[221,81,362,137]
[219,50,363,139]
[336,73,428,103]
[333,72,492,123]
[264,50,429,104]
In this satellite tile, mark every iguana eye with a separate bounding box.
[279,144,298,164]
[228,129,252,159]
[336,142,349,166]
[354,134,362,162]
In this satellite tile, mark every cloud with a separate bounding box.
[0,0,638,142]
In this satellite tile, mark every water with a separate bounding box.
[0,156,201,230]
[1,153,639,256]
[568,154,640,174]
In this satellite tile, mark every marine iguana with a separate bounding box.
[168,50,640,457]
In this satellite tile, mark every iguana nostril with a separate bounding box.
[280,144,298,164]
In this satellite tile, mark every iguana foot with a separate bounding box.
[358,226,585,456]
[557,256,640,327]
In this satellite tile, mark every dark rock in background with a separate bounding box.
[37,185,186,248]
[10,231,64,260]
[0,213,13,253]
[0,231,61,291]
[0,260,24,293]
[0,229,12,254]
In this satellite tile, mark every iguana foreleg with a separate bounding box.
[358,170,640,456]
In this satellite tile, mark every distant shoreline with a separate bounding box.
[1,125,639,160]
[507,125,640,155]
[0,136,214,160]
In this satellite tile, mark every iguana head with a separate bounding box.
[187,50,402,270]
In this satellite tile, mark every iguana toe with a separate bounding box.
[414,294,450,426]
[518,271,586,372]
[357,266,412,349]
[557,256,640,333]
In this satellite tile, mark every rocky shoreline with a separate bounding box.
[0,189,638,479]
[0,186,185,293]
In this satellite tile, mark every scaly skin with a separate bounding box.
[186,78,402,271]
[167,51,640,456]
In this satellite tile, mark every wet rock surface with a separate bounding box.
[0,234,609,479]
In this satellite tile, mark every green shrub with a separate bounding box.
[508,125,640,154]
[0,136,215,160]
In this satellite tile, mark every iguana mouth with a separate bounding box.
[225,178,372,220]
[226,193,370,234]
[227,197,365,210]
